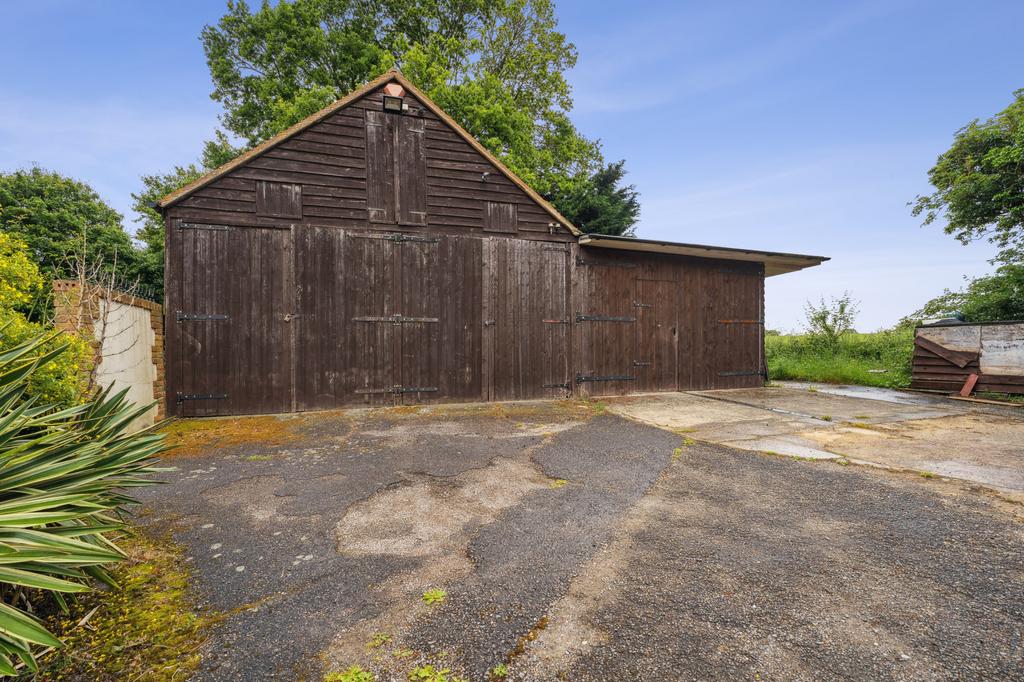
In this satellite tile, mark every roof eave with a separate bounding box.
[577,233,828,277]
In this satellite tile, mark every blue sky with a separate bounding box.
[2,1,1022,330]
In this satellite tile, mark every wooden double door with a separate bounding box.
[172,224,571,416]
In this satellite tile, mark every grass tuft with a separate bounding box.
[422,589,447,606]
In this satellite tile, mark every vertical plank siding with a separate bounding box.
[165,80,766,416]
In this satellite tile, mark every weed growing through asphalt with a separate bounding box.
[422,589,447,605]
[847,422,872,429]
[919,471,936,478]
[853,414,870,420]
[408,664,467,682]
[326,665,375,682]
[245,454,273,461]
[393,648,416,660]
[368,632,392,649]
[820,415,833,421]
[549,478,567,489]
[490,662,509,678]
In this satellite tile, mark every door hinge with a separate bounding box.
[176,312,229,322]
[576,313,636,323]
[176,393,228,403]
[355,386,439,394]
[576,374,637,384]
[352,315,439,324]
[179,222,229,231]
[383,233,440,243]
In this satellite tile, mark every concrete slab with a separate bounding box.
[608,384,1024,498]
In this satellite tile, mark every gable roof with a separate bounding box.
[157,69,579,235]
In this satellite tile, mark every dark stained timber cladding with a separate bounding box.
[397,115,428,226]
[484,202,517,233]
[174,222,293,416]
[164,79,770,416]
[255,181,302,219]
[365,109,396,223]
[489,240,571,400]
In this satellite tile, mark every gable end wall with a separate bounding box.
[165,83,571,242]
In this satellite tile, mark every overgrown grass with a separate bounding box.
[766,328,914,388]
[33,532,209,681]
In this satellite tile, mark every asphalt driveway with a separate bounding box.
[139,398,1024,681]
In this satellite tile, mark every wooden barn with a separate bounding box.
[157,70,827,417]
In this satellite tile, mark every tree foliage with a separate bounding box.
[195,0,638,233]
[912,89,1024,264]
[0,168,140,284]
[0,234,88,408]
[906,263,1024,323]
[550,161,640,235]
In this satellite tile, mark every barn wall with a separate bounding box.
[572,249,764,397]
[166,84,571,242]
[163,77,766,416]
[165,224,765,415]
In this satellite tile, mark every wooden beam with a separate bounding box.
[913,336,978,368]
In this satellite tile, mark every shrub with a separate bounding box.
[0,332,165,676]
[0,233,89,408]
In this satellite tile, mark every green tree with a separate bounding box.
[549,161,640,235]
[0,167,141,285]
[912,89,1024,264]
[131,134,242,299]
[906,263,1024,323]
[194,0,635,229]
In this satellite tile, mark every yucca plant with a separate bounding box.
[0,329,167,676]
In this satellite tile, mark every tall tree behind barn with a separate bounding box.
[158,71,827,417]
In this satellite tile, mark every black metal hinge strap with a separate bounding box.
[576,374,637,384]
[718,370,761,376]
[355,386,439,394]
[718,319,764,325]
[352,315,439,324]
[576,313,636,323]
[176,312,230,322]
[176,393,228,403]
[179,222,229,231]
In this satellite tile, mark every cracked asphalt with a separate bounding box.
[138,400,1024,681]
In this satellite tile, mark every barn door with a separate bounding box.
[347,233,402,405]
[487,240,571,399]
[634,279,678,392]
[712,266,764,388]
[174,222,294,416]
[397,235,441,404]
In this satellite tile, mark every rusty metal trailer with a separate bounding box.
[158,71,826,417]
